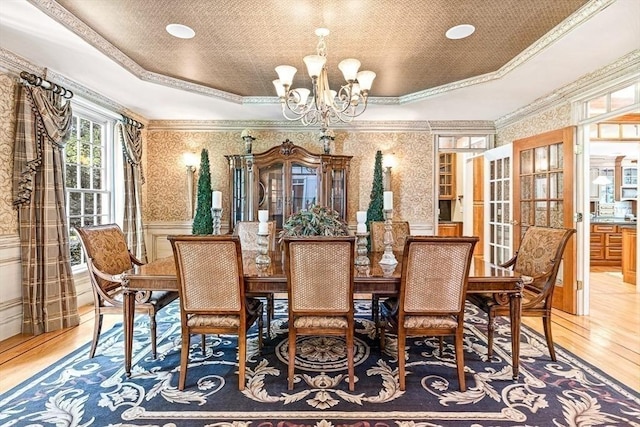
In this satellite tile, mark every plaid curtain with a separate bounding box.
[12,84,79,335]
[117,122,147,262]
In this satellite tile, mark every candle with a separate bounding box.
[356,211,367,224]
[258,222,269,234]
[356,223,367,234]
[383,191,393,210]
[258,209,269,223]
[212,191,222,209]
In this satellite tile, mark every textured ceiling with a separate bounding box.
[54,0,589,98]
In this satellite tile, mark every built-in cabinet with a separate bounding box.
[438,222,462,236]
[590,224,623,266]
[439,153,456,199]
[225,140,352,231]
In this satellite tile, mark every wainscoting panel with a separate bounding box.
[0,234,22,341]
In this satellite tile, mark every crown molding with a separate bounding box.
[495,49,640,129]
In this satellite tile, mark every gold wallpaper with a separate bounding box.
[145,129,434,225]
[496,103,572,146]
[0,72,18,235]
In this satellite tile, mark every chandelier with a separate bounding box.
[273,28,376,132]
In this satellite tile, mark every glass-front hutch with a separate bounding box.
[225,140,352,230]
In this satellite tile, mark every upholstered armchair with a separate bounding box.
[283,236,356,391]
[168,235,263,390]
[75,224,178,359]
[379,236,477,391]
[467,226,575,361]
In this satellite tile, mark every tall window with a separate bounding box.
[65,109,114,266]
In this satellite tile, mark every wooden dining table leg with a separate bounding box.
[509,291,523,380]
[123,288,135,377]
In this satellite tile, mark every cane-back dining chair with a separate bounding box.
[75,224,178,359]
[467,226,575,361]
[233,221,277,332]
[369,221,411,323]
[379,236,477,391]
[283,236,357,391]
[168,235,263,390]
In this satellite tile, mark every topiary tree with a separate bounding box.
[192,148,213,235]
[366,150,385,250]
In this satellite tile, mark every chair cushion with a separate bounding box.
[187,314,240,328]
[404,315,457,329]
[293,316,348,328]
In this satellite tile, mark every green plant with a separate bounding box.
[192,148,213,235]
[366,150,385,250]
[279,205,350,241]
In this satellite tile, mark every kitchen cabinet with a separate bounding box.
[225,140,352,231]
[590,224,622,266]
[439,153,456,199]
[622,227,636,285]
[438,222,462,236]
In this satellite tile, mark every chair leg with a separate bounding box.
[346,326,355,391]
[150,315,158,359]
[238,330,246,391]
[371,294,379,322]
[288,328,296,390]
[542,315,557,361]
[179,332,190,390]
[201,334,206,354]
[455,331,466,392]
[89,311,103,358]
[438,336,444,355]
[398,329,406,391]
[257,311,264,353]
[266,295,273,335]
[487,311,495,358]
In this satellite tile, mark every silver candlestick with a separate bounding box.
[379,209,397,265]
[256,232,271,266]
[211,208,222,235]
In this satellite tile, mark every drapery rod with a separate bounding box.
[122,115,144,129]
[19,71,73,99]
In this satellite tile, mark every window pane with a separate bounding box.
[69,192,81,215]
[79,118,90,143]
[520,149,533,174]
[85,193,94,215]
[455,136,469,148]
[610,85,635,111]
[587,95,607,117]
[599,124,620,139]
[92,122,102,144]
[80,166,90,188]
[438,136,455,149]
[534,147,548,172]
[92,144,102,167]
[93,168,102,189]
[65,164,77,188]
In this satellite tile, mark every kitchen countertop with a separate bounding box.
[591,218,637,226]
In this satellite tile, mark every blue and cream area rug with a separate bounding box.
[1,301,638,426]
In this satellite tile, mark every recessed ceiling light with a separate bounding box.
[446,24,475,40]
[166,24,195,39]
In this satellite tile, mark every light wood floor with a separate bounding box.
[1,269,638,392]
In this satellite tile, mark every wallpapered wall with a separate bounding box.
[496,103,572,146]
[145,129,434,226]
[0,73,18,235]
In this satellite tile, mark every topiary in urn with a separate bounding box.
[279,205,350,242]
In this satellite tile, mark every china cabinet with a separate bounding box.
[225,140,352,231]
[439,153,456,199]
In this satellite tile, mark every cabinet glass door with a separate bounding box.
[291,163,319,214]
[260,163,285,229]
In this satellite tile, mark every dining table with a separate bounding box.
[121,250,523,379]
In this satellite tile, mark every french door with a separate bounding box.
[484,144,513,265]
[513,127,577,314]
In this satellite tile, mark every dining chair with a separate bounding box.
[168,235,263,390]
[233,220,277,332]
[369,221,411,323]
[379,236,477,391]
[467,226,575,361]
[283,236,357,391]
[75,223,178,359]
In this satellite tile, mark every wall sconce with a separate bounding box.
[183,152,199,218]
[382,153,396,191]
[241,129,256,154]
[319,129,335,154]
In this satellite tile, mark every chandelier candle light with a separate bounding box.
[211,191,222,235]
[273,28,376,132]
[241,129,255,154]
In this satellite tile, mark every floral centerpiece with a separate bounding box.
[279,204,350,242]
